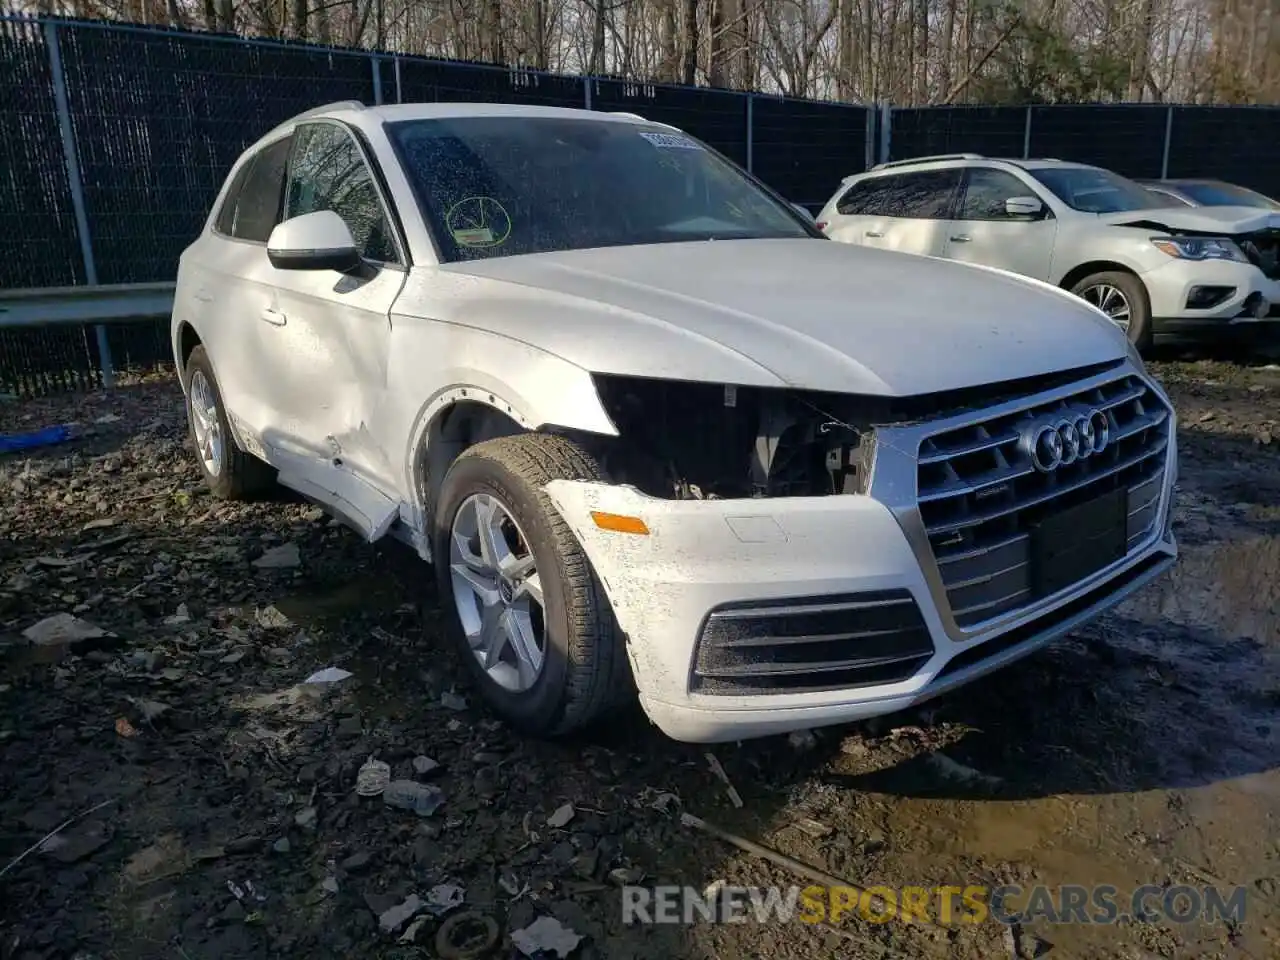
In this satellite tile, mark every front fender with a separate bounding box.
[387,315,619,502]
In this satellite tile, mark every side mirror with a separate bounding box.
[791,202,815,221]
[267,210,361,272]
[1005,196,1045,218]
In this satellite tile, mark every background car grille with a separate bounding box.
[691,589,934,695]
[915,374,1170,629]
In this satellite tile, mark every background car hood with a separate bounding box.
[432,239,1127,397]
[1101,205,1280,234]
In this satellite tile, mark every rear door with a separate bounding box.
[826,169,960,258]
[942,166,1058,281]
[191,135,295,450]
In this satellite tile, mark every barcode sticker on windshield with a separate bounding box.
[640,132,701,150]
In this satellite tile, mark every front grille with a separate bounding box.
[915,374,1170,629]
[691,589,934,695]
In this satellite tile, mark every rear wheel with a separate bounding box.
[184,345,276,500]
[431,433,632,736]
[1070,270,1152,353]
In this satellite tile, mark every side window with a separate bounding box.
[286,123,398,264]
[879,169,961,219]
[214,159,253,235]
[232,137,292,243]
[835,180,882,216]
[959,168,1041,220]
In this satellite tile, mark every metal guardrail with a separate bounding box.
[0,282,174,326]
[0,282,174,388]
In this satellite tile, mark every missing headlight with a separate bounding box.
[589,374,880,500]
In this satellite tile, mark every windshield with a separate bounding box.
[385,116,813,262]
[1029,166,1165,214]
[1177,181,1280,210]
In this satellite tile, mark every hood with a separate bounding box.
[1101,205,1280,235]
[429,239,1127,397]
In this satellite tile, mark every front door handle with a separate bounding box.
[260,308,286,326]
[950,235,972,243]
[865,230,884,238]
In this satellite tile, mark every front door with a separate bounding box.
[943,167,1058,280]
[254,121,408,526]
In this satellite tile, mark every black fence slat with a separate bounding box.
[592,79,749,168]
[59,24,377,285]
[888,106,1027,162]
[1028,105,1168,178]
[0,19,84,289]
[1166,107,1280,198]
[397,59,584,109]
[750,96,867,210]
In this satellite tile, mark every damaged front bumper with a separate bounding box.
[543,475,1177,744]
[1145,257,1280,336]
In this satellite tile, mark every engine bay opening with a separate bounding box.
[590,375,882,500]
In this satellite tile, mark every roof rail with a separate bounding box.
[871,152,983,171]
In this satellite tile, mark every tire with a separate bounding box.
[1070,270,1152,353]
[184,345,276,500]
[431,433,632,737]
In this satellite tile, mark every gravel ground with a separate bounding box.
[1,359,1278,960]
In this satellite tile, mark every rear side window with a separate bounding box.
[881,169,962,218]
[232,138,292,242]
[840,170,960,218]
[286,123,399,264]
[835,179,885,216]
[213,160,253,235]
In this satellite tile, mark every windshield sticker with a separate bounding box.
[640,131,702,150]
[445,196,512,248]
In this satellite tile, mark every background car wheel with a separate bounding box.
[184,345,276,500]
[431,433,632,737]
[1070,270,1152,353]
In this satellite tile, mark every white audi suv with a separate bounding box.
[172,102,1177,743]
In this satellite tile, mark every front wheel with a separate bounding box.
[1070,270,1152,353]
[431,433,632,737]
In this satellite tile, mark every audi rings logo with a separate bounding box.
[1021,408,1111,473]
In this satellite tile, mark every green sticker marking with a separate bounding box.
[445,196,512,248]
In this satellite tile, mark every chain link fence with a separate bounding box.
[3,14,1280,399]
[887,103,1280,194]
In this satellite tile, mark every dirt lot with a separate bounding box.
[1,358,1278,960]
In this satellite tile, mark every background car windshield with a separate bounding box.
[1029,167,1163,214]
[386,116,811,261]
[1178,181,1280,210]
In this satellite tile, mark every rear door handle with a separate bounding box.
[950,235,972,243]
[865,230,884,238]
[260,308,286,326]
[194,288,214,303]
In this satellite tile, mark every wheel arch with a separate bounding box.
[174,321,203,389]
[1059,260,1144,293]
[406,381,619,534]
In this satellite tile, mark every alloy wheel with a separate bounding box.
[189,369,224,477]
[448,493,546,693]
[1079,283,1132,332]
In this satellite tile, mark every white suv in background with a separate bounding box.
[817,154,1280,351]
